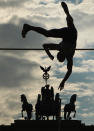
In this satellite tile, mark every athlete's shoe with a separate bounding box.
[22,24,30,38]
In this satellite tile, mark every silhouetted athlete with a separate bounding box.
[21,2,77,90]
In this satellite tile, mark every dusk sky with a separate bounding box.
[0,0,94,125]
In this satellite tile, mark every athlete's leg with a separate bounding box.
[22,24,63,38]
[43,43,60,60]
[61,2,74,28]
[61,2,69,15]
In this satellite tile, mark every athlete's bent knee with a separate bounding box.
[43,44,48,49]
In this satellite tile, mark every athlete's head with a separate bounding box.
[57,51,65,62]
[66,15,73,28]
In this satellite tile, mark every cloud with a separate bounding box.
[62,0,83,4]
[0,51,41,88]
[0,17,49,48]
[0,0,26,7]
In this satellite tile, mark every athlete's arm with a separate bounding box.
[58,58,73,91]
[63,58,73,82]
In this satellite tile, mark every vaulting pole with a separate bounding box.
[0,48,94,50]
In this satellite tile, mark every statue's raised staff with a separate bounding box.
[21,2,77,90]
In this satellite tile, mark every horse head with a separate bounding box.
[21,94,27,103]
[70,94,77,104]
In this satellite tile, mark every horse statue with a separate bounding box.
[64,94,77,120]
[21,94,33,120]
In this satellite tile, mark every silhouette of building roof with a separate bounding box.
[0,119,91,131]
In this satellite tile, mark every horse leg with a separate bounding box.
[41,115,44,120]
[53,115,54,120]
[27,111,31,120]
[73,110,76,118]
[64,111,67,120]
[67,112,71,120]
[47,116,49,120]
